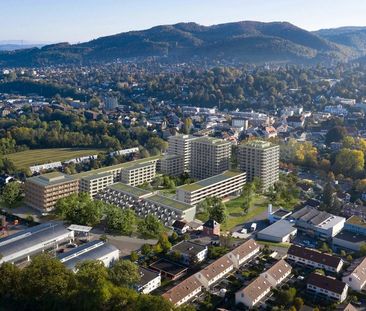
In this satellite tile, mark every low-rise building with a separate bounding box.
[227,239,260,268]
[333,230,366,252]
[136,267,161,294]
[172,220,190,234]
[344,215,366,235]
[307,273,348,303]
[235,276,271,308]
[58,240,119,271]
[160,154,184,177]
[342,257,366,292]
[24,172,79,212]
[257,220,297,243]
[176,170,246,206]
[0,222,74,265]
[287,245,343,273]
[202,219,220,236]
[162,274,203,307]
[196,255,234,288]
[170,240,208,265]
[260,259,292,287]
[149,259,188,280]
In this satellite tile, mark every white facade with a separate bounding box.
[342,257,366,292]
[120,162,156,186]
[227,239,260,269]
[307,278,348,303]
[197,256,234,288]
[80,172,114,198]
[235,276,271,308]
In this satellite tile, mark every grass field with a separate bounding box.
[7,148,105,169]
[221,195,269,231]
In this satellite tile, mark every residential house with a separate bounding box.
[203,219,220,236]
[342,257,366,292]
[170,241,208,265]
[307,273,348,303]
[235,276,271,308]
[136,267,161,294]
[227,239,260,269]
[260,259,292,287]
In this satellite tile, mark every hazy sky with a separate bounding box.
[1,0,366,43]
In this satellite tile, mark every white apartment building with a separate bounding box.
[196,255,234,288]
[79,172,114,198]
[162,274,203,306]
[238,140,279,190]
[167,134,199,172]
[120,161,156,186]
[235,276,271,308]
[190,137,232,180]
[176,170,246,206]
[342,257,366,292]
[287,245,343,273]
[160,154,184,177]
[227,239,260,269]
[307,273,348,303]
[136,267,161,294]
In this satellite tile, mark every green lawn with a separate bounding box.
[222,195,269,231]
[7,148,105,169]
[256,240,291,249]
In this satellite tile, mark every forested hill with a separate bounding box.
[0,21,364,67]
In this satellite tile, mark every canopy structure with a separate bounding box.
[68,224,92,233]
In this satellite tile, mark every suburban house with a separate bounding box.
[202,219,220,236]
[287,245,343,273]
[172,220,190,235]
[342,257,366,292]
[196,255,234,288]
[227,239,260,268]
[162,274,203,307]
[170,240,208,265]
[307,273,348,303]
[235,276,271,308]
[260,259,292,287]
[136,267,161,294]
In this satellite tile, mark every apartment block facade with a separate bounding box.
[190,137,232,180]
[160,154,184,177]
[238,140,279,190]
[120,162,156,186]
[167,134,198,172]
[79,172,114,198]
[24,172,79,212]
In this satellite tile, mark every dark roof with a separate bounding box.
[172,220,188,230]
[288,245,342,268]
[149,259,187,276]
[307,273,347,295]
[137,267,160,287]
[171,240,207,256]
[203,219,219,229]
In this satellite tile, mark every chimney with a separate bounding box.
[268,204,273,216]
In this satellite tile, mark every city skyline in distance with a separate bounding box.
[1,0,366,43]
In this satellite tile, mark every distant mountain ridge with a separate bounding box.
[0,21,365,66]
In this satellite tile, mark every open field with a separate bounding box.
[222,195,269,231]
[7,148,105,169]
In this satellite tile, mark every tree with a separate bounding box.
[293,297,304,310]
[208,197,227,224]
[157,232,172,253]
[109,260,140,288]
[360,242,366,256]
[138,214,164,238]
[334,148,364,177]
[130,251,138,262]
[325,126,347,145]
[1,182,22,207]
[105,206,136,235]
[277,287,296,306]
[55,193,103,226]
[0,262,22,305]
[323,182,335,208]
[242,182,255,214]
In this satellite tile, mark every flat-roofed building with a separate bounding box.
[238,140,279,190]
[149,259,188,280]
[162,274,203,306]
[333,230,366,252]
[170,240,208,265]
[235,276,271,308]
[136,267,161,294]
[196,255,234,288]
[257,220,297,243]
[120,161,156,186]
[344,215,366,235]
[160,154,184,177]
[176,170,246,206]
[24,172,79,212]
[307,273,348,303]
[342,257,366,292]
[0,222,74,265]
[167,134,199,173]
[287,245,343,273]
[227,239,260,269]
[79,172,114,198]
[58,240,119,271]
[96,183,196,226]
[190,137,231,180]
[260,259,292,287]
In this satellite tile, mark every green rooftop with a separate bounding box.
[240,140,277,149]
[74,155,161,178]
[28,172,76,187]
[346,215,366,228]
[193,136,231,145]
[146,194,193,211]
[178,170,244,192]
[109,183,152,198]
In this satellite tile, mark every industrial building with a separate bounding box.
[190,137,232,180]
[58,240,119,271]
[238,140,279,190]
[95,183,196,226]
[176,170,246,206]
[257,220,297,243]
[0,222,74,264]
[24,172,79,212]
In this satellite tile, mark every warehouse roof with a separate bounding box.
[258,220,297,239]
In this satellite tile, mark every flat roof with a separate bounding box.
[192,136,231,145]
[146,194,193,211]
[171,240,207,255]
[81,172,113,181]
[27,172,76,187]
[138,266,160,287]
[240,140,278,149]
[108,183,152,198]
[346,215,366,228]
[150,259,187,276]
[74,155,160,178]
[333,230,366,243]
[258,220,297,238]
[272,209,292,218]
[178,170,244,192]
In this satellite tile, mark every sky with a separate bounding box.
[1,0,366,43]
